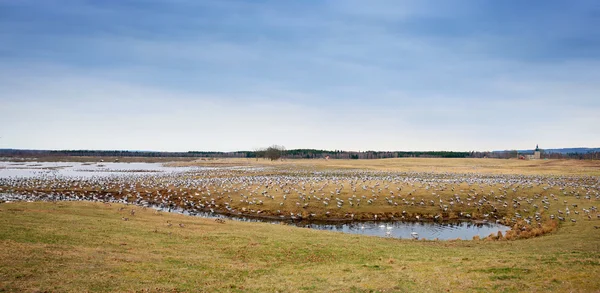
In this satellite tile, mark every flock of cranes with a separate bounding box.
[1,164,599,239]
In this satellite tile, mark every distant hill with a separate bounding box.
[540,148,600,154]
[495,148,600,154]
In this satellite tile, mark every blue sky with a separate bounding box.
[1,0,599,152]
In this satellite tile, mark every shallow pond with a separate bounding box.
[0,161,203,178]
[166,206,510,240]
[0,191,510,240]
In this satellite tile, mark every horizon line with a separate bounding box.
[1,146,599,153]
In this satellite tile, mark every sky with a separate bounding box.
[1,0,599,152]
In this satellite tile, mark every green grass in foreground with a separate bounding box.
[0,202,599,293]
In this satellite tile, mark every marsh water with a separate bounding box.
[0,161,510,240]
[164,206,510,240]
[0,161,200,178]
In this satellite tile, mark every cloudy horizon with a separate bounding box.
[1,0,599,152]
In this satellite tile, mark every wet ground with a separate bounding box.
[0,161,512,240]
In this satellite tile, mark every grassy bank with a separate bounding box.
[1,201,599,292]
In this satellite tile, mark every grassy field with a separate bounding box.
[0,201,599,293]
[4,158,596,232]
[5,156,600,175]
[170,157,600,176]
[3,156,600,176]
[1,158,599,292]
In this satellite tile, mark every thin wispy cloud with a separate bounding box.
[1,0,599,151]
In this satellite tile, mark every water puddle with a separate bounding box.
[0,192,509,240]
[0,161,199,178]
[165,206,509,240]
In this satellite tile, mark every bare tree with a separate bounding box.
[252,147,266,161]
[265,145,285,161]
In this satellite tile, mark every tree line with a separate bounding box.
[0,148,598,160]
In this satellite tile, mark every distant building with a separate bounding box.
[524,145,542,160]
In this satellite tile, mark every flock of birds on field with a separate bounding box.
[1,164,600,234]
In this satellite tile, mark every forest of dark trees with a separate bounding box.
[1,148,598,160]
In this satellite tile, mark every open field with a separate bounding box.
[1,158,599,292]
[3,158,599,233]
[1,201,599,292]
[4,156,600,175]
[170,157,600,176]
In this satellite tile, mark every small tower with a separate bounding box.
[533,144,541,159]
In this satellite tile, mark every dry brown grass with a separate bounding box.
[170,157,600,176]
[4,158,597,239]
[1,157,599,291]
[0,201,599,292]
